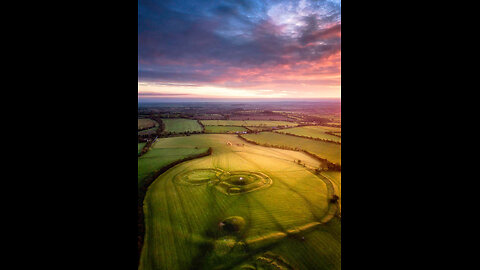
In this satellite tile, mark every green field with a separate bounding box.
[139,134,340,270]
[162,118,203,133]
[322,171,341,211]
[242,132,341,165]
[138,127,159,136]
[275,126,341,143]
[138,143,146,155]
[138,118,159,135]
[204,125,248,133]
[138,118,158,130]
[138,143,209,188]
[245,126,274,132]
[201,120,298,127]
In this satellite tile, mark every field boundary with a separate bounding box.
[238,134,341,171]
[138,136,158,157]
[137,147,213,266]
[204,125,249,134]
[325,131,341,138]
[318,123,341,128]
[197,119,206,133]
[161,118,204,135]
[273,130,341,145]
[137,120,157,131]
[200,120,298,128]
[138,116,165,140]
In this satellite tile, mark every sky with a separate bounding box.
[138,0,341,101]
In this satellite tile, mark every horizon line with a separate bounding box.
[138,97,341,103]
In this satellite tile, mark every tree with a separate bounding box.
[330,195,339,203]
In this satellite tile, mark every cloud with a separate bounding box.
[138,0,341,97]
[138,92,190,96]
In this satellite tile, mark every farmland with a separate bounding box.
[138,118,158,130]
[204,125,248,133]
[244,126,275,132]
[138,143,146,155]
[321,171,341,211]
[137,101,341,270]
[275,126,341,143]
[138,144,209,188]
[138,118,160,136]
[138,127,158,136]
[162,118,203,133]
[200,120,298,127]
[242,132,341,165]
[139,134,340,270]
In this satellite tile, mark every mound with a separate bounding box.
[215,171,273,195]
[173,168,223,185]
[255,252,295,270]
[224,175,255,185]
[172,168,273,195]
[219,216,246,233]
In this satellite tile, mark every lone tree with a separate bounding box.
[315,163,329,173]
[330,195,339,203]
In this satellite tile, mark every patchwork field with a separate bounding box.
[162,118,203,133]
[201,120,298,127]
[204,125,248,133]
[139,134,340,270]
[242,132,341,165]
[228,115,291,121]
[275,126,341,143]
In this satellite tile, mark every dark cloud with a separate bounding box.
[138,0,341,86]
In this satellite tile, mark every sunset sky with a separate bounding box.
[138,0,341,101]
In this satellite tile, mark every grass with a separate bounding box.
[138,127,158,136]
[242,132,341,165]
[139,134,340,270]
[162,118,203,133]
[138,118,159,135]
[138,144,209,188]
[201,120,298,127]
[275,126,341,143]
[204,125,248,133]
[321,171,341,211]
[244,126,274,132]
[138,118,158,130]
[138,143,146,155]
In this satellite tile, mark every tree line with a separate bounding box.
[325,131,341,138]
[274,131,341,145]
[237,135,341,171]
